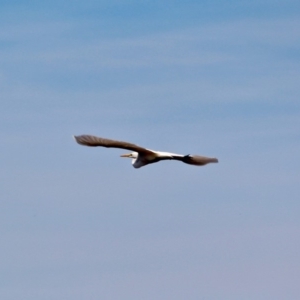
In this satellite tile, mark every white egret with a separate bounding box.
[74,134,218,169]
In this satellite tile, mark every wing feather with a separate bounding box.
[181,155,218,166]
[74,135,152,154]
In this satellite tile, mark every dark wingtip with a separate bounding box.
[73,134,90,146]
[73,135,81,144]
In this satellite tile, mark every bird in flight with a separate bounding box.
[74,134,218,169]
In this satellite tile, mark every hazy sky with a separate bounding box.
[1,1,300,299]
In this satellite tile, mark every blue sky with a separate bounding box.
[1,1,300,299]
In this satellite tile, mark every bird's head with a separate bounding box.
[120,152,138,159]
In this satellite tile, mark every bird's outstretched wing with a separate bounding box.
[74,134,152,154]
[173,155,218,166]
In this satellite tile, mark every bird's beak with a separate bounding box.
[120,153,131,158]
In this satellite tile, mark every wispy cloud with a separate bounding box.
[1,17,299,70]
[1,17,299,115]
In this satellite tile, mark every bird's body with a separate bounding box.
[74,134,218,169]
[125,150,186,168]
